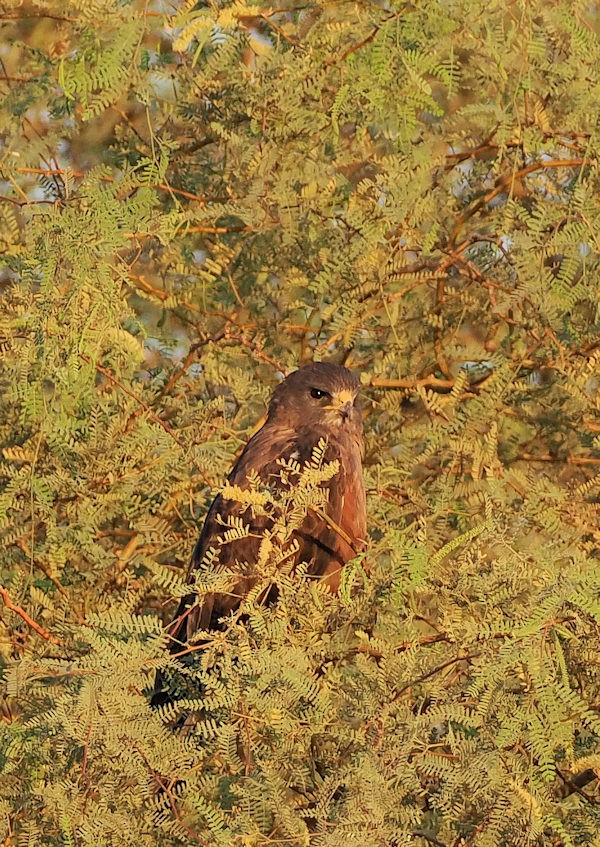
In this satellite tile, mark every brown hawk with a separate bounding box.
[153,362,365,703]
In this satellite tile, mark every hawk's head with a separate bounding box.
[268,362,362,437]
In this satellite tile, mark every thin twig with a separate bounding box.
[412,830,449,847]
[134,745,209,845]
[82,355,185,450]
[388,652,480,705]
[451,158,585,242]
[0,11,75,20]
[354,633,449,659]
[81,718,93,780]
[259,12,298,47]
[327,24,381,65]
[515,453,600,466]
[82,355,215,487]
[0,585,61,645]
[178,223,251,235]
[225,331,288,373]
[308,505,360,554]
[371,376,456,390]
[13,166,215,205]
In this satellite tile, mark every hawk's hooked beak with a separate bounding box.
[329,390,356,422]
[339,402,354,421]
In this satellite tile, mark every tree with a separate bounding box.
[1,1,600,844]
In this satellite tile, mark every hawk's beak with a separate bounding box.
[330,390,356,422]
[339,401,353,421]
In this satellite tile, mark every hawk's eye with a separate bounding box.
[310,387,327,400]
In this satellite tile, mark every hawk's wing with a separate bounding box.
[167,421,365,645]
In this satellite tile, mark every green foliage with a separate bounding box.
[1,0,600,844]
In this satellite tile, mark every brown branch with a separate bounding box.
[484,157,584,203]
[370,376,456,391]
[82,355,186,450]
[308,505,361,555]
[84,356,214,486]
[124,224,250,238]
[388,651,480,705]
[412,830,450,847]
[134,745,209,845]
[81,718,93,780]
[110,106,149,148]
[126,272,169,302]
[452,158,585,242]
[326,6,415,67]
[13,538,89,625]
[259,12,298,47]
[0,12,75,20]
[114,534,141,575]
[184,224,251,234]
[445,137,585,166]
[160,348,202,396]
[242,713,252,775]
[0,193,56,207]
[445,141,519,165]
[223,330,288,373]
[168,640,215,659]
[13,167,215,206]
[15,165,113,182]
[0,75,42,84]
[0,585,61,645]
[155,184,212,203]
[125,271,208,320]
[261,5,312,14]
[354,633,450,659]
[328,24,381,65]
[173,137,219,156]
[515,453,600,466]
[158,330,228,399]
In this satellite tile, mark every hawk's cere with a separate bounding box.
[163,362,366,654]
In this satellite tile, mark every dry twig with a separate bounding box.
[0,585,61,645]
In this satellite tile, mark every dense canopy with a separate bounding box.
[1,1,600,845]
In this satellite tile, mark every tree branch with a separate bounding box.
[515,453,600,466]
[308,505,361,554]
[370,376,456,391]
[388,652,480,704]
[134,745,209,845]
[0,585,61,645]
[452,158,585,242]
[82,355,186,450]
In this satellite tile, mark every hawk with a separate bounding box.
[154,362,366,694]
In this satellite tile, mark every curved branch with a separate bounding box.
[0,585,61,645]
